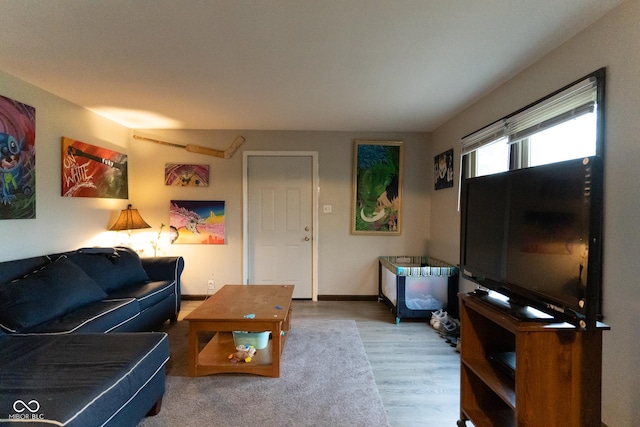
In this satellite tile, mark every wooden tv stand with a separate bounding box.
[457,293,609,427]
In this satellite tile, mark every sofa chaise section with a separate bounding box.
[0,332,169,427]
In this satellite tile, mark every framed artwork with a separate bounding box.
[61,137,128,198]
[0,94,36,219]
[351,140,403,235]
[434,148,454,190]
[164,163,209,186]
[169,200,225,244]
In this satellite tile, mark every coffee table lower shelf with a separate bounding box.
[193,332,288,377]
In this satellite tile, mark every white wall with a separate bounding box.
[128,129,431,296]
[0,70,132,261]
[0,69,433,297]
[428,1,640,425]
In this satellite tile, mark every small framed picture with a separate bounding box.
[164,164,209,186]
[434,148,454,190]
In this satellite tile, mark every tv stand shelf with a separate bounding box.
[457,293,609,427]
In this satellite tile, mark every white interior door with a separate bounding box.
[245,154,315,299]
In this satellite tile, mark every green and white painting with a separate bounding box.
[351,140,403,234]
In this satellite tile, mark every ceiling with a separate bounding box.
[0,1,622,132]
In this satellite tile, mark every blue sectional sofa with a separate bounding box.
[0,247,184,427]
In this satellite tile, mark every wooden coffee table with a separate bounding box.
[185,284,294,377]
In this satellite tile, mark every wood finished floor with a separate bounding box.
[180,299,462,427]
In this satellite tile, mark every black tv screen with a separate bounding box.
[460,156,603,328]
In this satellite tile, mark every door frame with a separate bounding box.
[242,151,319,301]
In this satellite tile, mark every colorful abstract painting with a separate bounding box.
[351,140,403,234]
[169,200,225,244]
[61,137,128,198]
[0,95,36,220]
[164,163,209,186]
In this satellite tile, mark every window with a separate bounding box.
[476,138,509,176]
[528,112,597,167]
[461,68,605,179]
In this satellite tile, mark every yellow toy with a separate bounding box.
[228,345,257,363]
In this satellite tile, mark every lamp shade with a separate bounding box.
[109,204,151,231]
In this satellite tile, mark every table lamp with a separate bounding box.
[109,204,151,242]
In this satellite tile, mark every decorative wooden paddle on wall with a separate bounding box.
[133,134,245,159]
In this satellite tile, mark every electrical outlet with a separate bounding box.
[207,279,215,290]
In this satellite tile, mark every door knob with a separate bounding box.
[304,236,310,241]
[305,226,310,231]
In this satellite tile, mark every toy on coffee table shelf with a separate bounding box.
[228,344,257,363]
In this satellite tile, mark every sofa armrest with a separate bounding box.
[141,256,184,282]
[141,257,184,313]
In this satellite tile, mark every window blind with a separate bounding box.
[507,76,597,143]
[461,119,507,155]
[461,75,597,155]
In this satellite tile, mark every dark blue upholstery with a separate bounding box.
[22,298,140,334]
[0,255,51,284]
[0,247,184,334]
[0,257,108,333]
[0,333,169,427]
[140,256,185,320]
[0,248,185,426]
[64,247,150,293]
[107,280,175,312]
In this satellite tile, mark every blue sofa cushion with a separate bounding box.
[0,255,51,284]
[0,332,169,427]
[65,247,149,293]
[106,280,176,312]
[23,298,140,334]
[0,256,108,333]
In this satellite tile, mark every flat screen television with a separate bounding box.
[460,156,604,329]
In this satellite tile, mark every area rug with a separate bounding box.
[138,319,389,427]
